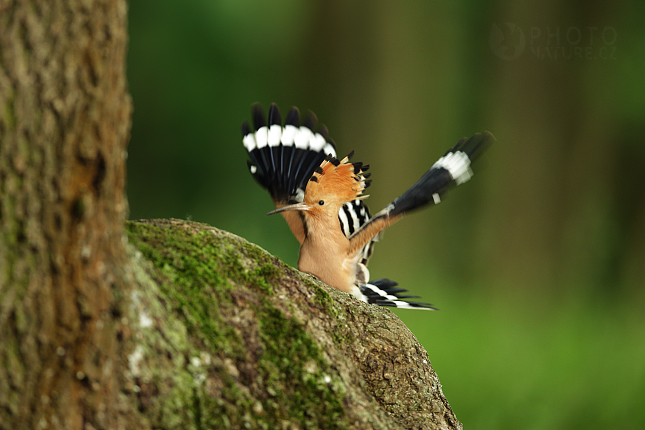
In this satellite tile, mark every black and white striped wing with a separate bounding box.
[338,199,379,265]
[385,131,495,218]
[351,132,494,310]
[243,103,336,205]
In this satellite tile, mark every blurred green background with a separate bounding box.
[126,1,645,428]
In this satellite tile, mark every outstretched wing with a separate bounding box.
[348,131,495,258]
[243,103,335,207]
[386,131,495,218]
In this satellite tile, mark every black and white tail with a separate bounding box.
[360,279,438,310]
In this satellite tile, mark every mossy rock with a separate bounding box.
[125,218,461,430]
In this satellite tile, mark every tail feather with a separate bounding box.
[360,279,438,311]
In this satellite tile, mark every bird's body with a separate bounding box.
[243,103,493,309]
[298,216,356,294]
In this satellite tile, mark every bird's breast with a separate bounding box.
[297,232,359,293]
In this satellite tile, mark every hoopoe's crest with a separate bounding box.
[305,153,370,209]
[241,103,494,310]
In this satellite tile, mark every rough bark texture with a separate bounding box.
[0,1,461,428]
[124,218,462,429]
[0,0,133,428]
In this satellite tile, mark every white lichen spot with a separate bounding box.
[323,374,331,384]
[130,290,141,306]
[190,356,202,368]
[191,355,207,385]
[200,351,212,366]
[139,310,153,328]
[131,290,152,328]
[223,358,240,378]
[128,345,145,378]
[194,372,207,386]
[303,360,318,374]
[252,401,264,414]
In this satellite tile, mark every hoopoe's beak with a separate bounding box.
[266,202,310,216]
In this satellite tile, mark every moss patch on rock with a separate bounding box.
[124,219,461,430]
[126,219,348,429]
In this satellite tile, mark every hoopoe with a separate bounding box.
[242,103,494,310]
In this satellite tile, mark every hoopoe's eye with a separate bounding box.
[318,200,325,206]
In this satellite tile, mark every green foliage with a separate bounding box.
[125,1,645,428]
[397,290,645,430]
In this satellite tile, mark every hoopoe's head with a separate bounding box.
[266,152,371,218]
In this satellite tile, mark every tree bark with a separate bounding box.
[0,0,132,428]
[0,1,461,429]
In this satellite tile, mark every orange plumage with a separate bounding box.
[305,155,368,208]
[244,103,493,310]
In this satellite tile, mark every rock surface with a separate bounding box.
[125,218,462,430]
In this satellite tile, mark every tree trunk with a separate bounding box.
[0,0,132,428]
[0,2,461,429]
